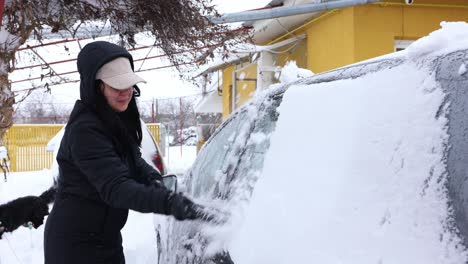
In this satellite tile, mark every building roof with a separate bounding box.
[195,90,222,113]
[194,34,306,77]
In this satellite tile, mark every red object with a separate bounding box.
[179,97,183,156]
[17,38,88,51]
[151,153,165,174]
[11,61,197,84]
[0,0,5,28]
[15,43,213,71]
[151,100,155,123]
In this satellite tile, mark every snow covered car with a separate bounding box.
[156,24,468,263]
[47,119,167,180]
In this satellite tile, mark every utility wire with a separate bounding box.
[3,236,23,264]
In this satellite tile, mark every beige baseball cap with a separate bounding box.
[96,57,146,89]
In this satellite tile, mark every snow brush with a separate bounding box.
[194,205,230,225]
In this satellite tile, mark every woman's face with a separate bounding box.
[100,82,133,112]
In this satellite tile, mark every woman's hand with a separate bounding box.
[166,193,229,224]
[166,193,201,220]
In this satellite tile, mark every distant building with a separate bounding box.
[194,90,223,151]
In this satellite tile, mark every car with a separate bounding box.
[155,23,468,264]
[47,119,167,180]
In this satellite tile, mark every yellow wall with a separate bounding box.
[222,66,234,120]
[304,0,468,72]
[222,63,257,120]
[220,0,468,118]
[276,40,309,69]
[306,8,356,73]
[235,63,257,109]
[354,2,468,62]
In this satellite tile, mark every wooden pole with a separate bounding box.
[151,98,155,123]
[179,97,183,156]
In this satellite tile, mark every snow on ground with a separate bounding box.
[0,146,197,264]
[0,170,52,264]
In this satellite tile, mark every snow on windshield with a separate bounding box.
[223,22,468,263]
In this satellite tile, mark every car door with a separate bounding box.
[157,92,283,264]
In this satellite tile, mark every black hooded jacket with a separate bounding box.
[44,41,171,264]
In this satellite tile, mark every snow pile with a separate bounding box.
[407,22,468,59]
[275,61,314,84]
[459,63,467,76]
[228,61,467,263]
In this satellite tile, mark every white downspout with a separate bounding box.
[210,0,382,24]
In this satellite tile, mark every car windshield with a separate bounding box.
[187,93,282,201]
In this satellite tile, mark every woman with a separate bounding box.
[44,41,202,264]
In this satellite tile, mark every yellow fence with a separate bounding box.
[3,123,161,172]
[146,124,161,145]
[3,124,64,172]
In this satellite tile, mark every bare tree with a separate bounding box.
[0,0,248,142]
[153,97,197,145]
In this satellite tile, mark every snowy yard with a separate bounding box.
[0,146,197,264]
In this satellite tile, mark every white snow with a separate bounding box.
[406,22,468,59]
[194,91,222,114]
[229,62,466,264]
[275,61,314,84]
[191,22,468,264]
[0,28,20,56]
[222,22,468,264]
[0,170,54,264]
[459,63,467,76]
[0,146,197,264]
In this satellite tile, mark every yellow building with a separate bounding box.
[197,0,468,120]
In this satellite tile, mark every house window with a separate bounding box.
[394,40,414,52]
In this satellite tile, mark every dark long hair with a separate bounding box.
[94,80,143,158]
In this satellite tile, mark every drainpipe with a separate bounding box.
[211,0,381,24]
[257,51,276,91]
[257,51,282,91]
[0,0,5,27]
[256,35,305,90]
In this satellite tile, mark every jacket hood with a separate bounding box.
[77,41,135,105]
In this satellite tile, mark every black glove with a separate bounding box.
[166,193,230,224]
[166,193,203,221]
[0,195,49,238]
[148,172,164,188]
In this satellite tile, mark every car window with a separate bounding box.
[438,50,468,241]
[220,95,282,201]
[188,109,251,198]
